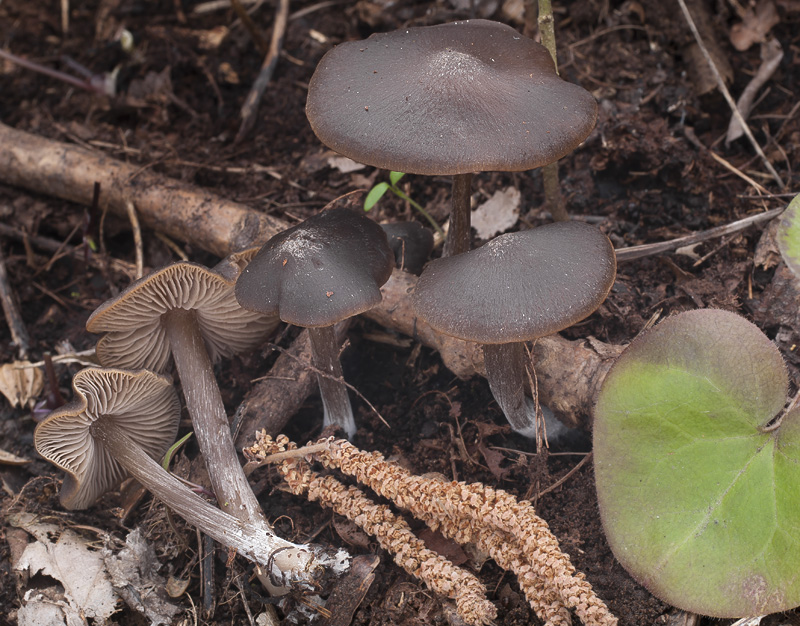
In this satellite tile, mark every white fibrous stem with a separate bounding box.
[308,324,356,438]
[482,342,538,438]
[162,309,347,587]
[90,418,349,582]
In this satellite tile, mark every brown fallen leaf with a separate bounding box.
[0,362,43,408]
[321,555,380,626]
[730,0,780,51]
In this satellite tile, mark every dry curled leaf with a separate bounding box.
[11,513,117,625]
[471,187,520,240]
[0,361,43,408]
[730,0,780,51]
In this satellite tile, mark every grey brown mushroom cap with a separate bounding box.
[34,368,180,510]
[235,208,395,327]
[306,19,597,175]
[87,261,279,372]
[412,221,616,344]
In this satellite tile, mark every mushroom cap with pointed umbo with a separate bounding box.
[235,208,395,328]
[34,367,180,510]
[412,221,616,344]
[306,19,597,176]
[86,253,278,372]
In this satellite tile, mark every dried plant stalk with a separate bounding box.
[248,434,497,626]
[313,438,617,626]
[474,518,572,626]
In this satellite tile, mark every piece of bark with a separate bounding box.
[0,122,285,257]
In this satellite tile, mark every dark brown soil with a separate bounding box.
[1,0,799,625]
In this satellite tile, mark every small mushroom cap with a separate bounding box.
[235,208,395,327]
[87,259,278,372]
[412,221,616,344]
[306,19,597,175]
[34,367,180,510]
[381,221,435,275]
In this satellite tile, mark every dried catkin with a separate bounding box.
[250,434,497,626]
[313,438,617,626]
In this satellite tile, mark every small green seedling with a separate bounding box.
[777,192,800,278]
[594,309,800,618]
[365,172,444,236]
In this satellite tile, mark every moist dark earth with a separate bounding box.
[1,0,799,625]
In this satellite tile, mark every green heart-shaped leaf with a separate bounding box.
[594,309,800,618]
[777,193,800,278]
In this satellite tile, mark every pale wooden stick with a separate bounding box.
[124,201,144,279]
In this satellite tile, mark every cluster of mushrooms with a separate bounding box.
[33,18,616,595]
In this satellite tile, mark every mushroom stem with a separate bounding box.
[308,324,356,438]
[482,342,538,438]
[443,173,473,257]
[89,416,323,581]
[162,308,325,583]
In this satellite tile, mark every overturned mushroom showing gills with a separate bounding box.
[34,368,344,582]
[236,207,394,438]
[85,256,313,590]
[412,221,616,437]
[306,19,597,256]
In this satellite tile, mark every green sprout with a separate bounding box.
[594,308,800,618]
[365,172,444,237]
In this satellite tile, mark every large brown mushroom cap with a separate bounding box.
[235,208,395,328]
[306,19,597,175]
[412,221,616,344]
[34,368,180,510]
[87,260,278,372]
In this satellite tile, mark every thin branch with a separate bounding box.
[615,206,783,262]
[676,0,784,188]
[235,0,290,143]
[0,247,31,358]
[124,201,144,279]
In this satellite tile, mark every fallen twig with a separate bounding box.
[0,222,138,279]
[726,38,784,145]
[0,48,112,96]
[614,206,783,261]
[0,247,31,358]
[0,122,286,257]
[124,201,144,279]
[235,0,291,143]
[676,0,784,188]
